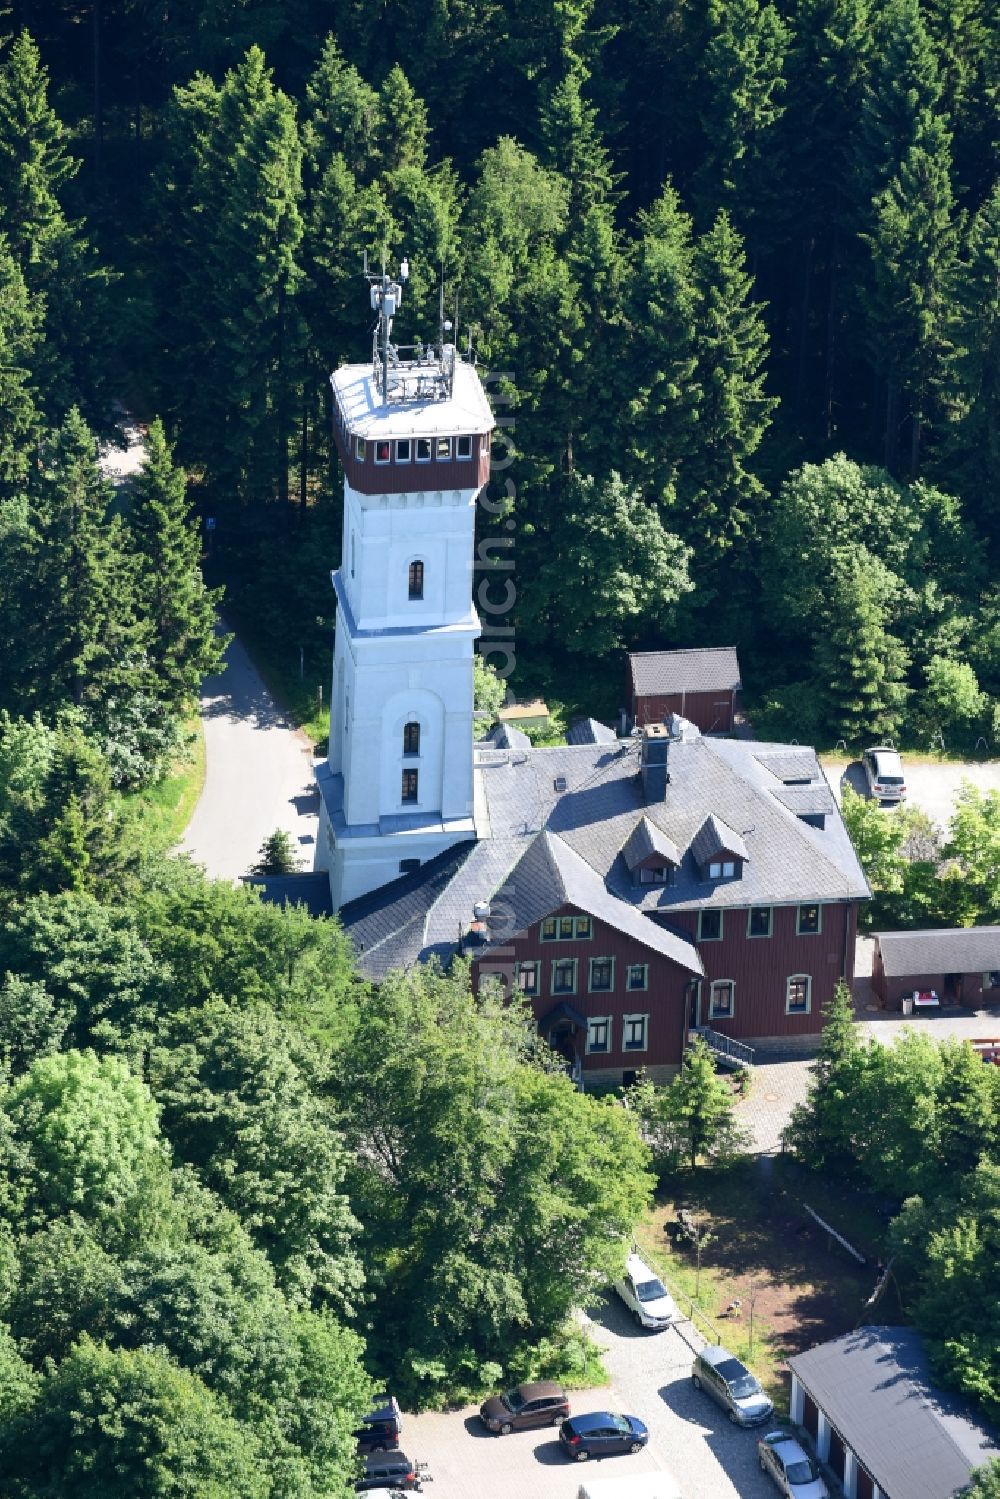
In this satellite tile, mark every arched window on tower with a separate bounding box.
[408,560,424,600]
[403,722,420,756]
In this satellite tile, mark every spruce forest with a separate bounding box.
[2,1,1000,1494]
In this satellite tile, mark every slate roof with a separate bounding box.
[566,717,618,746]
[483,720,531,753]
[789,1328,998,1499]
[337,843,476,979]
[474,831,703,971]
[629,646,741,697]
[243,872,334,919]
[621,816,680,871]
[332,723,868,979]
[874,926,1000,977]
[689,813,749,866]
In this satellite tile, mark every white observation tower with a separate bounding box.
[315,257,495,909]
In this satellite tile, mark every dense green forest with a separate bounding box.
[2,1,1000,1487]
[2,0,1000,747]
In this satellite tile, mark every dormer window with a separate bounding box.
[709,859,736,879]
[639,866,670,885]
[408,560,424,600]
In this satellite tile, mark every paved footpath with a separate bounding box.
[180,627,320,881]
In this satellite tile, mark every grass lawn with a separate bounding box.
[634,1157,902,1412]
[122,714,206,853]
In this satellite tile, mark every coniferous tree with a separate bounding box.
[0,31,110,426]
[129,419,225,714]
[863,113,959,474]
[780,0,872,426]
[814,548,909,739]
[0,237,41,494]
[626,184,701,507]
[854,0,941,206]
[693,0,788,261]
[679,210,776,598]
[155,47,303,507]
[946,181,1000,536]
[13,410,146,722]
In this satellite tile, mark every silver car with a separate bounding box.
[691,1345,773,1426]
[861,746,906,803]
[758,1431,829,1498]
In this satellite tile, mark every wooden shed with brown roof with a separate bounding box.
[626,647,742,734]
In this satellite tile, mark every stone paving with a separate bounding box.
[735,1055,815,1154]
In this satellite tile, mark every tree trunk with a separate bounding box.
[794,237,815,418]
[93,0,103,177]
[823,252,838,442]
[909,409,922,479]
[299,393,308,516]
[884,378,900,472]
[133,65,142,187]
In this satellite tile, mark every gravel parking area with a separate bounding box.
[399,1299,775,1499]
[821,755,1000,831]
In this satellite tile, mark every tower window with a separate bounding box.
[374,440,391,465]
[457,435,472,460]
[401,769,419,803]
[415,437,432,462]
[350,532,356,579]
[355,437,366,460]
[436,437,451,459]
[408,560,424,600]
[396,439,411,462]
[403,721,420,756]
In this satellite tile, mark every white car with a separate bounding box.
[614,1253,678,1330]
[861,746,906,803]
[758,1431,829,1499]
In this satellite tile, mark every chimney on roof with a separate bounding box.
[641,723,670,802]
[641,715,699,803]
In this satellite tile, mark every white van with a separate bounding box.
[578,1471,682,1499]
[614,1253,678,1330]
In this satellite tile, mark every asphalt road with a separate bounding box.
[179,626,320,881]
[400,1300,775,1499]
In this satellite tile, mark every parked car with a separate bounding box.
[479,1380,570,1434]
[354,1395,403,1453]
[861,746,906,803]
[758,1430,829,1498]
[559,1412,649,1462]
[691,1345,774,1427]
[355,1452,428,1491]
[614,1252,678,1330]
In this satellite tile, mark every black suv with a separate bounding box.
[355,1396,403,1454]
[355,1452,428,1492]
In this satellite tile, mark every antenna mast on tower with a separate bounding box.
[360,251,462,405]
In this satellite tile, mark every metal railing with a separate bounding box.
[689,1026,755,1069]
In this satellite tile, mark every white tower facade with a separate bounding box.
[316,269,494,908]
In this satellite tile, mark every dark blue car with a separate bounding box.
[559,1411,649,1462]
